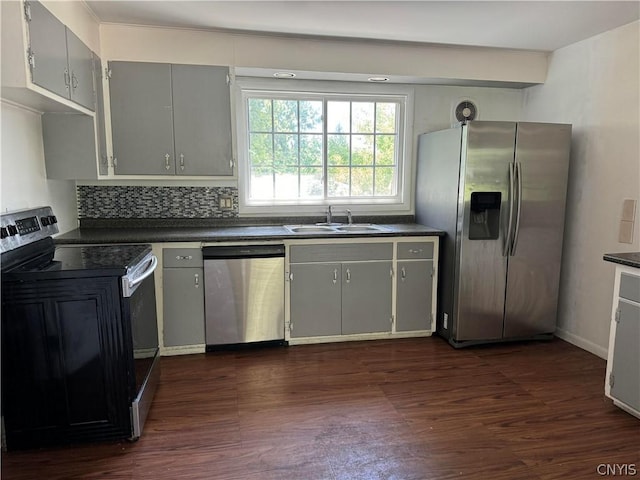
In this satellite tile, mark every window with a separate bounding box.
[236,80,413,214]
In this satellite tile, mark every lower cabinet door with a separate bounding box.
[163,267,205,346]
[396,260,433,332]
[341,261,392,335]
[610,300,640,412]
[289,263,342,337]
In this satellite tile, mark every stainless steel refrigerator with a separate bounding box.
[415,121,571,346]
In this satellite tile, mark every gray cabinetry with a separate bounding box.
[395,242,434,332]
[162,249,205,347]
[25,1,94,110]
[289,263,342,338]
[109,61,233,176]
[606,270,640,418]
[341,262,392,335]
[93,54,109,176]
[288,243,393,338]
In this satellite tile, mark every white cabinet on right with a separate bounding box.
[605,264,640,418]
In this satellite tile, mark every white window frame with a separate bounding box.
[234,78,414,216]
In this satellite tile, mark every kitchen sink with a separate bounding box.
[334,224,388,232]
[285,225,336,233]
[284,224,388,234]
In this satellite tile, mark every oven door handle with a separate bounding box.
[123,254,158,297]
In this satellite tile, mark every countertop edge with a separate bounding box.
[603,252,640,269]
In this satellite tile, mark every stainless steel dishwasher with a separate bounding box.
[203,244,285,349]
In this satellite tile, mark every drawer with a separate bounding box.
[290,243,393,263]
[620,273,640,303]
[163,248,203,268]
[397,242,434,260]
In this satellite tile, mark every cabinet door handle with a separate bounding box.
[63,68,70,89]
[345,268,351,283]
[113,157,118,168]
[165,153,171,170]
[194,273,199,288]
[333,268,338,284]
[180,154,185,171]
[401,267,406,281]
[175,255,193,260]
[71,72,78,89]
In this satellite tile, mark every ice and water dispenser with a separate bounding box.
[469,192,501,240]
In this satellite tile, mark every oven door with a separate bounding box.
[122,255,160,439]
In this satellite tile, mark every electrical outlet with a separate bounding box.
[443,313,448,329]
[619,220,634,244]
[219,196,233,210]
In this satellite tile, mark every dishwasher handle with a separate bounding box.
[202,244,285,260]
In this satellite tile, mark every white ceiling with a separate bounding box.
[86,1,640,52]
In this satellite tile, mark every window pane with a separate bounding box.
[351,167,374,196]
[274,134,298,167]
[328,166,350,197]
[327,101,350,133]
[375,167,395,196]
[327,134,350,166]
[250,167,274,199]
[275,167,299,199]
[273,100,298,132]
[248,99,272,132]
[352,135,374,166]
[300,134,322,166]
[352,102,374,133]
[300,101,323,133]
[249,133,273,167]
[376,103,397,133]
[375,135,396,166]
[300,167,323,198]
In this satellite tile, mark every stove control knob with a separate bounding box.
[41,216,51,226]
[7,225,18,236]
[0,227,8,239]
[49,215,58,224]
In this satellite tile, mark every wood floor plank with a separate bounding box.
[2,337,638,480]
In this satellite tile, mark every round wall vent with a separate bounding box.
[454,100,478,124]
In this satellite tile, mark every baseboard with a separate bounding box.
[554,328,608,359]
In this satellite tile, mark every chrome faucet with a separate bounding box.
[326,205,333,224]
[347,209,353,224]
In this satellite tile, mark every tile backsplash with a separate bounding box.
[77,186,238,218]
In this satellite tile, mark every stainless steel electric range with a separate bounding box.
[1,206,160,450]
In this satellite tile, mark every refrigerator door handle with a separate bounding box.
[511,162,523,256]
[504,162,516,257]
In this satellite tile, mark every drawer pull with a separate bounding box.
[408,248,423,254]
[176,255,193,260]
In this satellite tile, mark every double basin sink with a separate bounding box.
[284,223,389,234]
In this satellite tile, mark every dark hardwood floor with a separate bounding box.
[2,337,638,479]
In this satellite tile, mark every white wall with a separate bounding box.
[522,21,640,358]
[0,102,78,234]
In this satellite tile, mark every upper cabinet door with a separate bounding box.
[93,54,108,176]
[66,29,94,110]
[26,1,68,100]
[109,62,175,175]
[172,65,233,176]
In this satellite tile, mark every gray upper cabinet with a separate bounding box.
[172,65,233,176]
[109,61,233,176]
[25,1,94,111]
[109,62,175,175]
[93,54,108,176]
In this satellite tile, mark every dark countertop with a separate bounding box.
[55,223,445,245]
[603,252,640,269]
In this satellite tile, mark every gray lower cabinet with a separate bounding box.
[396,260,434,332]
[341,262,392,335]
[289,263,342,338]
[163,249,205,347]
[288,242,394,338]
[607,271,640,417]
[26,1,94,110]
[109,61,233,176]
